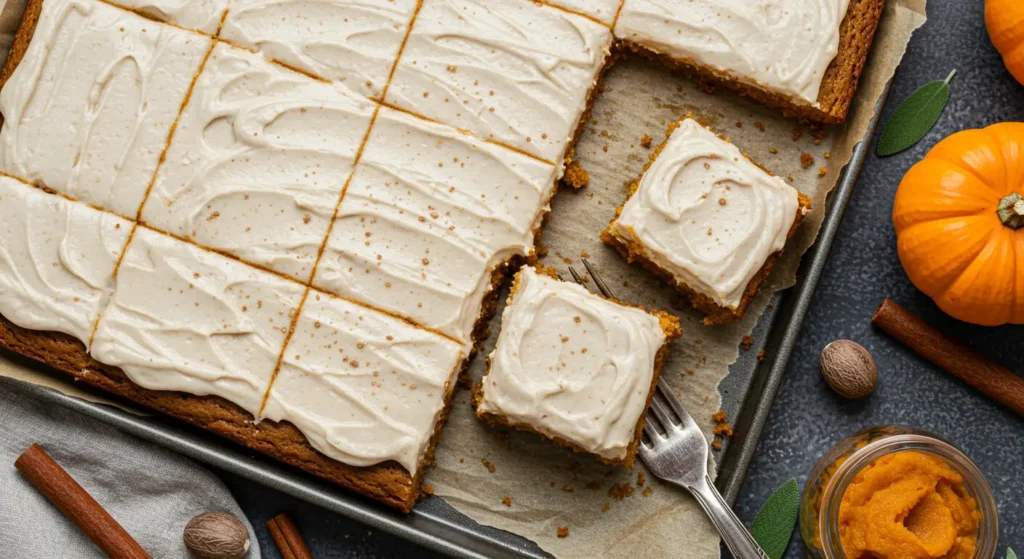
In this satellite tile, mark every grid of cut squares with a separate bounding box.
[313,107,559,342]
[141,42,376,283]
[0,0,212,219]
[0,0,613,478]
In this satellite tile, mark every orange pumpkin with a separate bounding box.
[986,0,1024,85]
[893,123,1024,326]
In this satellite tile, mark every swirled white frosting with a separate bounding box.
[142,43,375,283]
[0,178,131,347]
[0,0,211,218]
[609,119,802,310]
[109,0,229,34]
[314,107,558,343]
[477,267,667,460]
[262,290,466,474]
[92,227,305,417]
[544,0,621,25]
[220,0,418,100]
[614,0,851,106]
[384,0,613,163]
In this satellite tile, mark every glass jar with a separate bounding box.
[799,426,998,559]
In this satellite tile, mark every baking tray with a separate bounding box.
[4,85,891,558]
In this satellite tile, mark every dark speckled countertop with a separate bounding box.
[217,0,1024,556]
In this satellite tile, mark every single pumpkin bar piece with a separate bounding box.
[602,118,812,325]
[473,266,681,466]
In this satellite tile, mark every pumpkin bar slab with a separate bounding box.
[614,0,886,124]
[473,266,681,467]
[603,118,812,325]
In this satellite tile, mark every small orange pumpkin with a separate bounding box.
[986,0,1024,85]
[893,123,1024,326]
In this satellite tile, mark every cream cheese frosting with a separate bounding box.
[314,107,558,343]
[384,0,613,164]
[609,118,802,310]
[614,0,851,106]
[543,0,622,26]
[0,0,211,218]
[477,267,667,461]
[0,177,131,348]
[262,289,466,475]
[220,0,418,101]
[142,43,375,283]
[109,0,229,34]
[91,227,305,417]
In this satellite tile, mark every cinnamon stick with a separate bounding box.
[266,513,313,559]
[872,299,1024,417]
[14,444,150,558]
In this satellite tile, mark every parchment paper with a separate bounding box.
[425,3,926,558]
[0,0,925,556]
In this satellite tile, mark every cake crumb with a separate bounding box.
[502,496,512,507]
[557,526,569,538]
[481,458,496,473]
[757,350,766,361]
[562,484,575,493]
[580,251,590,258]
[792,127,803,141]
[741,336,754,349]
[786,174,794,182]
[754,121,765,132]
[712,410,727,423]
[608,482,634,501]
[422,484,434,495]
[636,471,646,487]
[640,134,653,148]
[800,152,815,169]
[642,486,654,497]
[735,121,742,128]
[563,160,590,189]
[601,502,611,513]
[769,147,778,154]
[818,167,828,177]
[713,423,734,437]
[824,151,831,159]
[712,439,723,450]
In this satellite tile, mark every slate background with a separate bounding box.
[218,0,1024,556]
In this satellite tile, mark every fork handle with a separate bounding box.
[688,475,769,559]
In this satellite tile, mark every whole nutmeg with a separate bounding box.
[183,512,250,559]
[820,340,878,399]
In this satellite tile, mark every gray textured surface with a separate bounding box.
[220,0,1024,556]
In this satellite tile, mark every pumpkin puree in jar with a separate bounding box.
[838,451,981,559]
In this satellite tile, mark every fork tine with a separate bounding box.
[642,411,667,441]
[648,395,676,431]
[567,265,585,286]
[657,379,699,430]
[581,258,614,298]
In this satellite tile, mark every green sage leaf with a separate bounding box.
[876,70,956,156]
[1008,547,1017,559]
[750,478,800,559]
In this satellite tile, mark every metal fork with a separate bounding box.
[568,259,768,559]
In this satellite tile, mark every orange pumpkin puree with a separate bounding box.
[838,451,980,559]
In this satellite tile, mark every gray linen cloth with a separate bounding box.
[0,378,262,558]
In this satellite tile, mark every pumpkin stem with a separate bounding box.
[997,193,1024,230]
